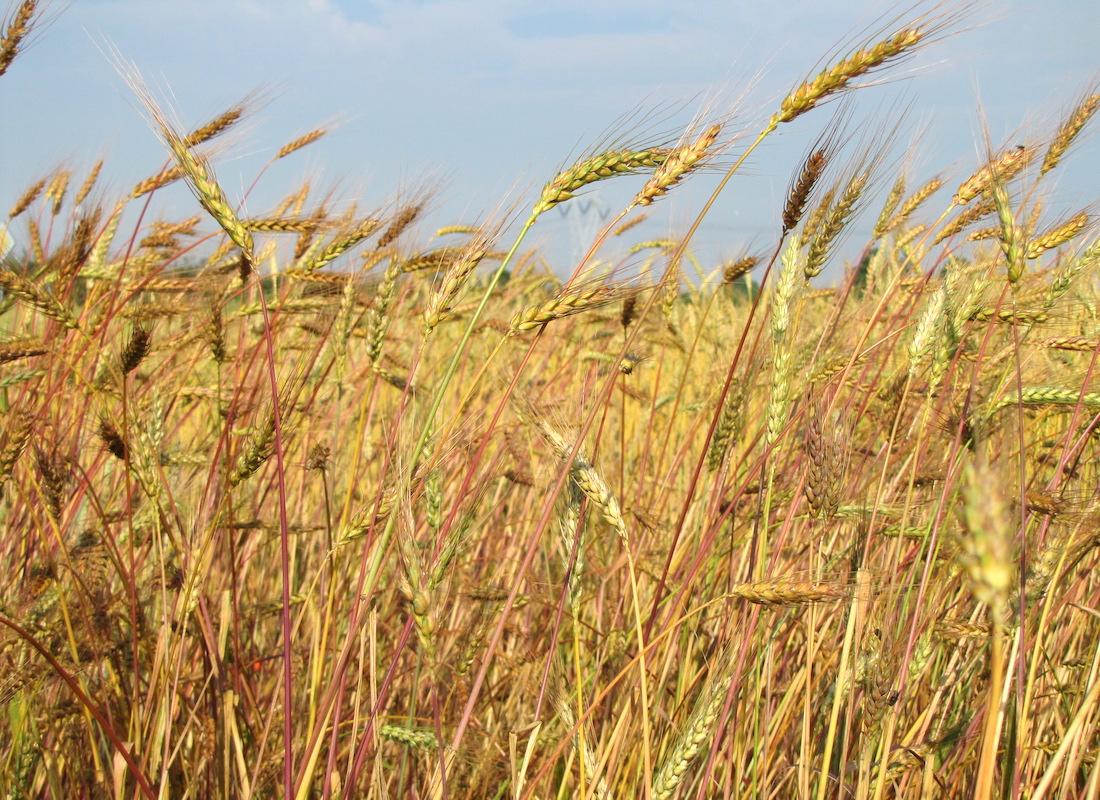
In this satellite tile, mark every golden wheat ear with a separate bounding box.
[0,0,39,78]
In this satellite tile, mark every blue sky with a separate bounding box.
[1,0,1097,278]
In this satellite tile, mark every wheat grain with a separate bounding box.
[299,217,380,272]
[244,217,322,234]
[873,173,907,239]
[44,170,70,216]
[1040,335,1100,352]
[119,326,151,374]
[424,233,492,332]
[0,339,46,364]
[0,268,80,328]
[651,678,726,800]
[803,412,846,519]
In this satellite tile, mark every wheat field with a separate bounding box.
[2,2,1100,798]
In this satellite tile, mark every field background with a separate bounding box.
[2,2,1100,798]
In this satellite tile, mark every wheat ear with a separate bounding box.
[1042,90,1100,175]
[634,124,722,207]
[0,0,36,77]
[533,148,671,218]
[509,286,618,333]
[275,128,327,160]
[771,27,924,126]
[783,149,828,234]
